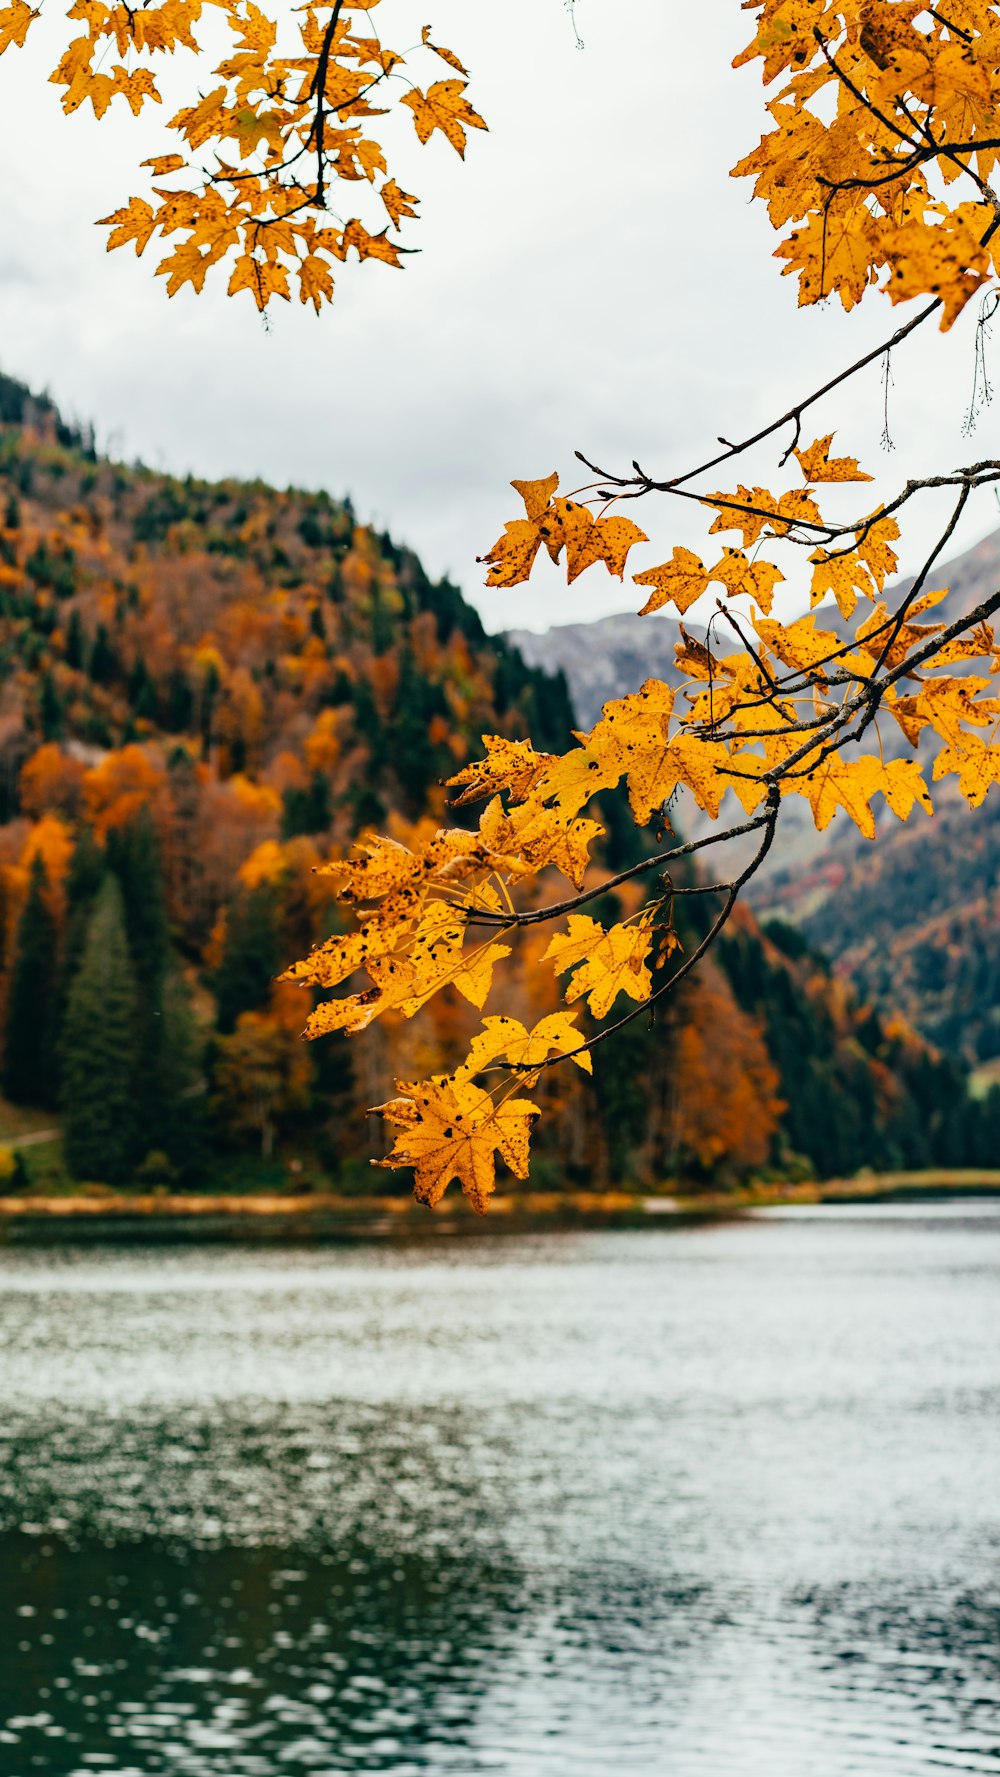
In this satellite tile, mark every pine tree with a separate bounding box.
[60,875,137,1183]
[214,884,282,1034]
[108,811,174,1146]
[150,971,205,1180]
[4,852,57,1107]
[108,812,169,1000]
[63,826,106,987]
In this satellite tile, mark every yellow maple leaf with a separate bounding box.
[0,1,36,55]
[593,515,648,578]
[808,548,875,620]
[381,178,418,228]
[298,254,335,312]
[401,79,487,158]
[98,196,157,257]
[877,202,993,329]
[374,1076,539,1213]
[478,796,603,889]
[794,434,873,484]
[480,517,544,588]
[932,735,1000,807]
[755,613,841,679]
[448,735,555,806]
[421,25,469,76]
[458,1011,592,1078]
[786,754,884,838]
[776,201,879,312]
[878,759,933,820]
[587,678,678,823]
[633,547,708,616]
[709,548,785,615]
[544,915,654,1019]
[512,471,560,520]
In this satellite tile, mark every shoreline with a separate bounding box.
[0,1170,998,1242]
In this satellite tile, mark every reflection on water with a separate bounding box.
[0,1205,999,1774]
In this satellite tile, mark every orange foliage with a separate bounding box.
[669,964,784,1176]
[83,746,168,839]
[19,745,85,820]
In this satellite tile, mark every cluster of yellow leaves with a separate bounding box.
[291,506,1000,1208]
[0,2,484,310]
[480,475,648,590]
[734,1,1000,327]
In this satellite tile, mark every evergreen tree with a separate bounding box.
[150,971,205,1180]
[88,622,119,685]
[60,875,137,1183]
[4,853,57,1107]
[63,826,106,988]
[214,884,282,1034]
[108,812,169,1000]
[39,671,63,741]
[108,812,172,1144]
[64,607,85,671]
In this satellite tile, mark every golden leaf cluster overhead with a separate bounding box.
[0,0,484,310]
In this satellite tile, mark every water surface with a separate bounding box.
[1,1203,998,1775]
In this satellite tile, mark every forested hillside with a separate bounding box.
[0,370,989,1193]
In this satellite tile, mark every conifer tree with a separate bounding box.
[60,875,137,1183]
[4,852,57,1107]
[152,972,205,1180]
[64,823,104,965]
[214,884,282,1034]
[108,812,175,1148]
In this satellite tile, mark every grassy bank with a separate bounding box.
[0,1169,998,1243]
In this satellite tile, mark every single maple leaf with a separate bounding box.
[421,25,469,76]
[544,915,654,1019]
[380,178,419,228]
[0,1,36,55]
[511,472,559,520]
[709,548,785,615]
[592,515,648,579]
[634,547,708,616]
[458,1011,592,1078]
[480,518,544,588]
[932,735,1000,807]
[401,79,487,158]
[794,434,874,484]
[98,196,157,256]
[448,735,555,806]
[808,548,875,620]
[375,1076,539,1214]
[878,759,932,820]
[788,755,884,838]
[298,254,335,312]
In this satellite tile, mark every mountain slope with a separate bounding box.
[0,365,986,1192]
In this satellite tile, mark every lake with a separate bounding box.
[0,1202,998,1776]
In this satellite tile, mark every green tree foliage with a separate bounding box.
[4,853,57,1107]
[214,885,282,1035]
[60,876,137,1183]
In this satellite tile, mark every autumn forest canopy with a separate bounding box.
[3,0,1000,1205]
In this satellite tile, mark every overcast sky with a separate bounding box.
[1,0,999,632]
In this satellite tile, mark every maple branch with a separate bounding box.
[463,814,772,929]
[518,789,782,1074]
[814,33,924,155]
[310,0,347,206]
[573,303,939,495]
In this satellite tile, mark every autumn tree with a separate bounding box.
[9,2,1000,1206]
